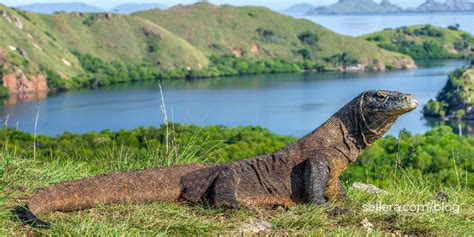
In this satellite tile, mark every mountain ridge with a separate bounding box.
[16,2,105,14]
[297,0,474,15]
[0,3,415,98]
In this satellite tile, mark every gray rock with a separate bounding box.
[235,219,272,234]
[352,182,388,194]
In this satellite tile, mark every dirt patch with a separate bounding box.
[250,44,260,55]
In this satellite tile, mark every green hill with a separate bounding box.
[0,3,415,97]
[136,3,413,71]
[362,25,474,59]
[424,65,474,120]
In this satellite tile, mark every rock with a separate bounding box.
[435,192,449,202]
[2,69,48,95]
[62,58,72,67]
[235,219,272,234]
[352,182,388,194]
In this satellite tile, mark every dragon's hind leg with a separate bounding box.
[207,167,241,209]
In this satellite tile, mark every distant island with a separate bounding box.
[111,3,167,14]
[282,3,316,15]
[15,2,167,14]
[285,0,474,15]
[16,2,104,14]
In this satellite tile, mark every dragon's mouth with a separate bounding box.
[402,95,418,113]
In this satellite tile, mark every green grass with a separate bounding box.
[1,125,473,235]
[1,148,472,235]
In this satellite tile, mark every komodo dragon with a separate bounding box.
[13,90,417,227]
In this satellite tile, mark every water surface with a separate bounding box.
[0,60,468,137]
[299,13,474,36]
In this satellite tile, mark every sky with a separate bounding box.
[0,0,427,10]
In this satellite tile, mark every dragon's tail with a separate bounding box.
[11,205,50,228]
[12,164,208,227]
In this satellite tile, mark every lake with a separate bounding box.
[298,12,474,36]
[0,60,469,137]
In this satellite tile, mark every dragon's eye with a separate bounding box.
[376,91,388,101]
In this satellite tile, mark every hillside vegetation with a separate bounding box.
[424,65,474,120]
[1,125,473,235]
[362,25,474,59]
[136,3,412,71]
[0,3,414,97]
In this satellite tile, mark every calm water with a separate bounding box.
[0,60,468,137]
[299,13,474,36]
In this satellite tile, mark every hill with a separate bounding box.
[0,3,414,97]
[282,3,315,15]
[416,0,474,12]
[0,4,209,94]
[308,0,402,15]
[16,2,104,14]
[362,25,474,59]
[135,3,413,69]
[424,65,474,120]
[111,3,167,14]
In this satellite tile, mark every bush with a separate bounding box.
[366,35,384,42]
[378,39,453,59]
[2,124,473,188]
[298,31,319,46]
[448,23,460,31]
[423,100,446,117]
[41,66,77,91]
[324,52,359,67]
[453,34,471,51]
[351,126,474,188]
[0,86,9,98]
[256,28,282,43]
[413,25,444,37]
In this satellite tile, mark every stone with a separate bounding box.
[235,219,272,234]
[352,182,388,194]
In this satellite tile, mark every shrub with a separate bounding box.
[324,52,359,67]
[298,31,319,45]
[448,23,460,31]
[413,25,444,37]
[297,48,313,60]
[256,28,281,43]
[0,86,9,98]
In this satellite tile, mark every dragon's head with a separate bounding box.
[357,90,417,144]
